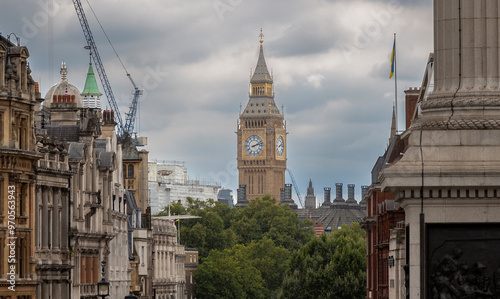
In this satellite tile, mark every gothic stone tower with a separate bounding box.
[381,1,500,297]
[237,32,286,203]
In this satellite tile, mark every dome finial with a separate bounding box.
[60,61,68,82]
[259,28,264,45]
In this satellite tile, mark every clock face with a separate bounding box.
[276,136,284,156]
[245,135,264,156]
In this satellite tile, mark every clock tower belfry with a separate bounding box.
[237,30,287,203]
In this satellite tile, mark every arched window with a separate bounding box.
[123,164,127,178]
[128,165,134,178]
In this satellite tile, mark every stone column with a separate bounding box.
[53,188,61,249]
[72,165,79,220]
[79,167,84,219]
[61,189,68,250]
[52,282,60,299]
[35,185,41,248]
[103,172,109,222]
[108,173,113,221]
[431,0,500,102]
[42,186,49,249]
[41,281,49,299]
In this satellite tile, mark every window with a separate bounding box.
[48,210,52,249]
[128,165,134,178]
[80,256,99,284]
[141,246,145,266]
[123,164,127,178]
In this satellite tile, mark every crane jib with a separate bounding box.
[72,0,142,136]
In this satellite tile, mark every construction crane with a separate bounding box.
[286,169,304,208]
[72,0,142,136]
[124,76,143,134]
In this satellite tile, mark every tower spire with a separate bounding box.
[251,29,272,84]
[81,57,102,109]
[390,103,396,142]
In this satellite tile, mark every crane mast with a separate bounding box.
[286,169,304,208]
[72,0,127,136]
[124,75,142,134]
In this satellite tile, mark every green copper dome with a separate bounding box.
[81,62,102,95]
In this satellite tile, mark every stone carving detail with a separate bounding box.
[422,97,500,110]
[414,119,500,130]
[430,248,500,298]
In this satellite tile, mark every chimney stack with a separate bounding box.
[322,187,331,207]
[333,183,345,203]
[235,185,248,207]
[346,184,358,204]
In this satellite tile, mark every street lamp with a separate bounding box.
[97,260,110,298]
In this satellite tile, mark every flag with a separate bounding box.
[390,37,395,79]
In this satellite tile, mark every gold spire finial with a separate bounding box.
[259,28,264,45]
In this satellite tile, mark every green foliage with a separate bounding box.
[157,196,316,298]
[154,200,186,216]
[279,223,367,299]
[231,195,315,251]
[194,245,266,299]
[180,198,237,258]
[246,238,291,297]
[195,238,290,299]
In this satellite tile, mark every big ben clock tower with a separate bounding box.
[237,30,287,203]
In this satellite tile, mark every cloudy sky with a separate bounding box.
[2,0,433,205]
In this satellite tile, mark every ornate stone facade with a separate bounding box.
[34,137,72,298]
[0,34,40,299]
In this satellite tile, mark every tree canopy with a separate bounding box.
[280,223,367,299]
[194,238,290,298]
[231,195,315,251]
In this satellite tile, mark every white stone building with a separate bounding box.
[148,161,220,214]
[152,217,186,298]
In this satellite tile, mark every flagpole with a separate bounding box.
[394,33,398,133]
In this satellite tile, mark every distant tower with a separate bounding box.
[81,57,102,109]
[237,30,287,203]
[304,179,317,209]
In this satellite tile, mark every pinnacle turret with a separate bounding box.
[81,59,102,109]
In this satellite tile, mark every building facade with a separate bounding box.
[237,32,287,203]
[0,35,40,299]
[152,218,186,299]
[184,248,198,299]
[363,86,422,299]
[34,136,73,298]
[42,60,133,298]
